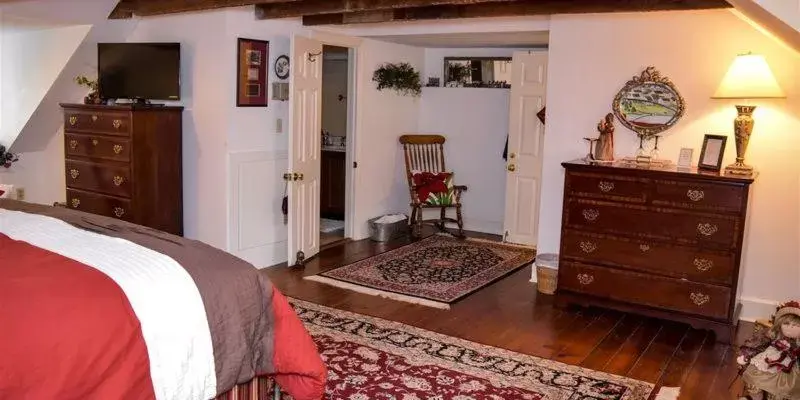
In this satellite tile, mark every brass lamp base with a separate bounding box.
[724,105,756,176]
[724,161,754,175]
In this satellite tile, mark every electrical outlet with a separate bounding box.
[15,187,25,201]
[276,118,283,134]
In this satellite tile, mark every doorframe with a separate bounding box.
[310,31,362,240]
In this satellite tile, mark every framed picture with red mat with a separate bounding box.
[236,38,269,107]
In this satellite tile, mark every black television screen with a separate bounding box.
[98,43,181,101]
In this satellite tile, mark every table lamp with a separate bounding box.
[712,52,785,175]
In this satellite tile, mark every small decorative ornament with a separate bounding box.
[736,300,800,400]
[274,55,290,80]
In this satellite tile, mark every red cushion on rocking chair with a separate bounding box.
[412,172,454,205]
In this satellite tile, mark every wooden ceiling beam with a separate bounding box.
[302,0,732,26]
[256,0,520,19]
[109,0,299,19]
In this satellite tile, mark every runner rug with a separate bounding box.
[287,298,659,400]
[304,235,536,309]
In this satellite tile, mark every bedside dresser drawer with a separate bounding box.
[65,134,130,162]
[559,262,731,320]
[561,231,735,285]
[566,172,648,204]
[650,179,745,214]
[565,200,738,248]
[64,111,131,137]
[66,189,134,222]
[65,160,132,198]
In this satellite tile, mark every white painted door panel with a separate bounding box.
[288,35,323,265]
[503,51,548,246]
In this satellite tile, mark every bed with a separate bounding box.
[0,199,326,400]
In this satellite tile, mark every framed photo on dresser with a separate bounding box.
[237,38,269,107]
[698,134,727,171]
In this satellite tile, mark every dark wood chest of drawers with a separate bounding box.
[557,160,755,343]
[61,104,184,236]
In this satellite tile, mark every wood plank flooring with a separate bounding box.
[264,229,753,400]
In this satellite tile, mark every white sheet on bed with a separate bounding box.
[0,209,216,400]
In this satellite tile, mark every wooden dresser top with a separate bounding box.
[60,103,184,112]
[562,159,756,185]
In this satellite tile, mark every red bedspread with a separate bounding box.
[0,229,325,399]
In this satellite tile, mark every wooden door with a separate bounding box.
[288,35,323,265]
[503,51,548,246]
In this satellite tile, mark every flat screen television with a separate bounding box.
[98,42,181,101]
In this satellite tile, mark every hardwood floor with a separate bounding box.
[264,228,753,400]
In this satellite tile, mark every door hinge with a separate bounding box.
[353,161,358,168]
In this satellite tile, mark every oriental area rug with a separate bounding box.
[285,299,659,400]
[304,235,536,309]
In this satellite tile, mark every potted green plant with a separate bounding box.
[372,62,422,97]
[75,75,102,104]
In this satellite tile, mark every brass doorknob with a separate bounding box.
[293,172,304,181]
[507,164,516,172]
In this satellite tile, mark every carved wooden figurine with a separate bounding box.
[594,113,615,162]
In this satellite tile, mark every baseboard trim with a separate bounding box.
[739,296,780,322]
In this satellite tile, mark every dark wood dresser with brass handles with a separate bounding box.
[61,103,184,236]
[557,160,755,344]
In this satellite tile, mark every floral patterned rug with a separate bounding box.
[304,235,536,309]
[286,299,656,400]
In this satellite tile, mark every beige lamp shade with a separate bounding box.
[712,53,786,99]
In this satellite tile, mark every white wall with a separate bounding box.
[0,19,135,204]
[350,38,425,240]
[541,9,800,320]
[0,21,90,146]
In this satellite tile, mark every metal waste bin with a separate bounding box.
[368,214,409,242]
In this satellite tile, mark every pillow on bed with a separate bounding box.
[412,171,455,206]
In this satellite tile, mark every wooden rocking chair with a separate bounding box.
[399,134,467,238]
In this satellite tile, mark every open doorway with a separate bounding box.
[319,45,350,248]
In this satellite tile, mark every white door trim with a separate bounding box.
[309,31,361,240]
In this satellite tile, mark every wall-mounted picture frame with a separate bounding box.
[698,134,727,171]
[237,38,269,107]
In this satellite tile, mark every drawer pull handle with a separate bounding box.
[69,116,77,126]
[639,244,651,252]
[697,222,718,237]
[113,207,125,218]
[71,198,80,208]
[113,176,125,186]
[69,169,80,179]
[598,181,615,193]
[69,140,78,150]
[687,189,705,202]
[577,273,594,285]
[112,119,122,129]
[690,292,710,306]
[694,258,714,272]
[91,115,98,122]
[92,139,99,146]
[582,209,599,222]
[579,241,597,254]
[113,144,123,154]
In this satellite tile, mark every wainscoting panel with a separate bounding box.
[229,150,288,268]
